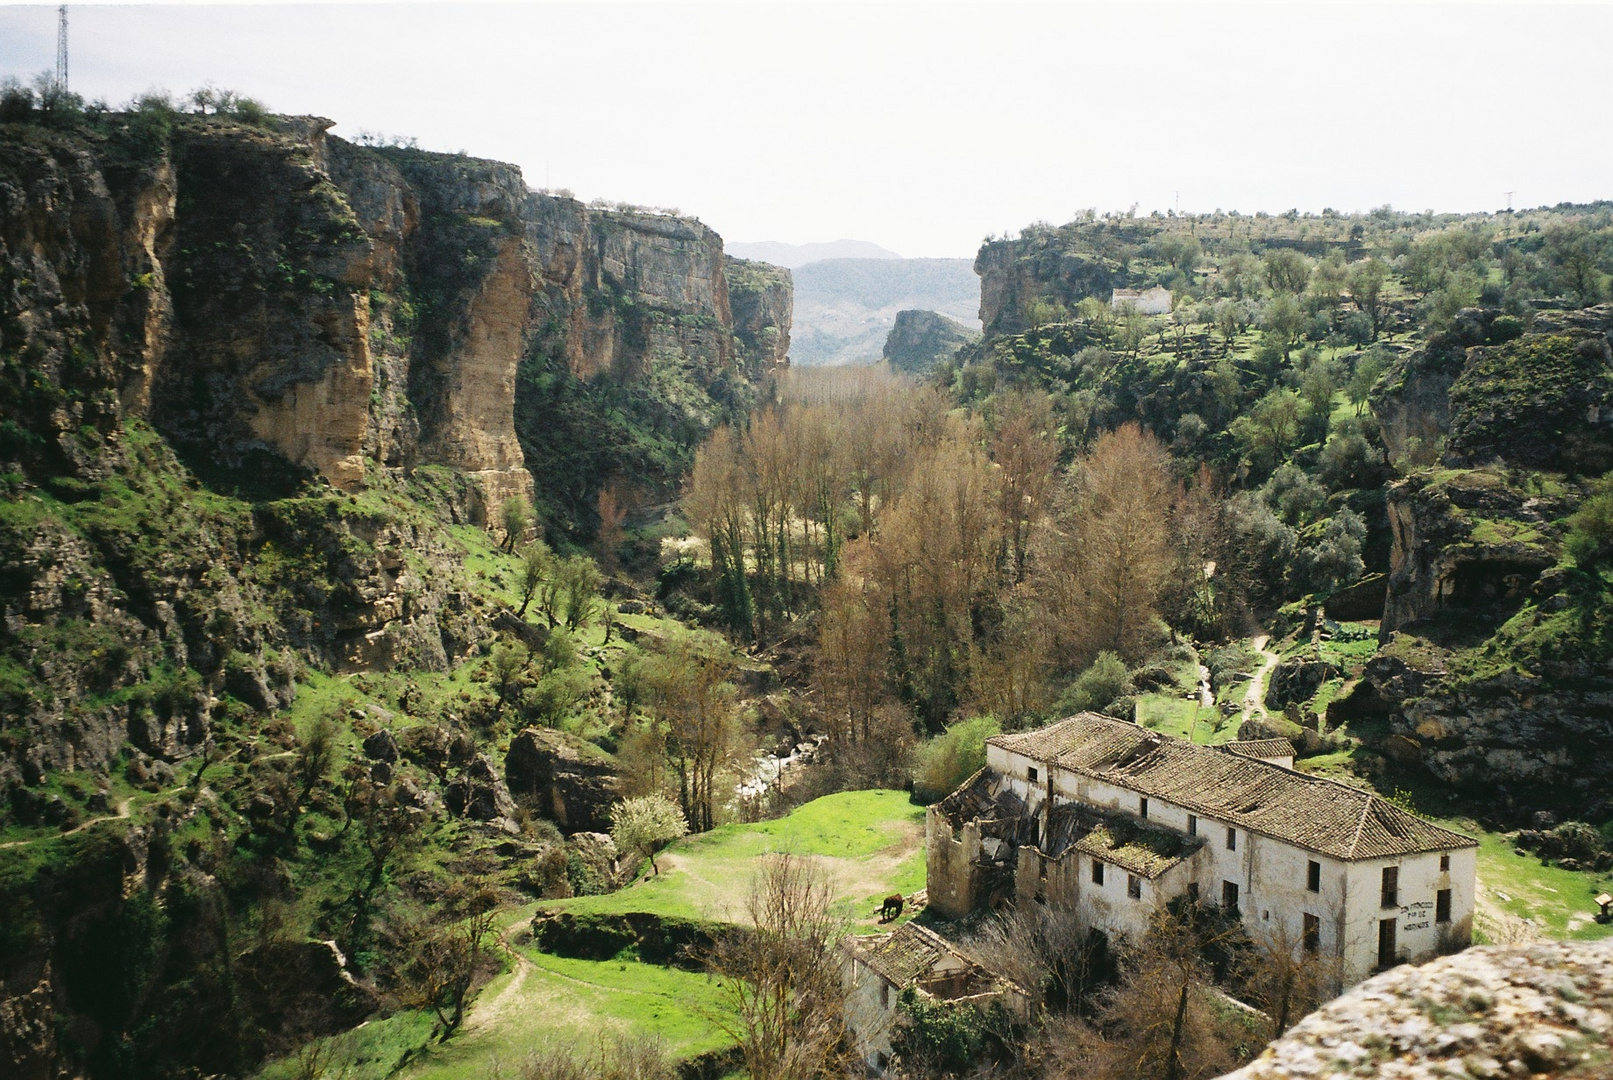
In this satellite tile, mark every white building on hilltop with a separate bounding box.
[926,713,1476,985]
[1110,285,1173,314]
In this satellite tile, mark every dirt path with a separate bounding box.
[0,798,131,849]
[1471,873,1543,946]
[464,953,532,1034]
[1241,634,1281,723]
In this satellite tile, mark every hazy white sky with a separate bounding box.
[2,1,1610,257]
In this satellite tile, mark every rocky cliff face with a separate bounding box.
[882,308,979,373]
[975,229,1120,337]
[1,115,790,521]
[0,112,789,796]
[1217,938,1613,1080]
[1344,307,1613,800]
[725,255,792,378]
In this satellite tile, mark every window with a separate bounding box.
[881,983,890,1009]
[1187,814,1198,836]
[1303,913,1320,953]
[1307,860,1321,893]
[1140,797,1149,819]
[1222,880,1240,912]
[1127,874,1142,900]
[1381,866,1399,908]
[1038,856,1048,880]
[1092,860,1105,886]
[1028,766,1038,782]
[1186,882,1199,905]
[1440,854,1451,873]
[1436,888,1452,924]
[1378,918,1397,969]
[1226,828,1237,852]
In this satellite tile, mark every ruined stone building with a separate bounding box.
[926,714,1477,985]
[842,921,1029,1073]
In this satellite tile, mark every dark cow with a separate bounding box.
[880,894,904,922]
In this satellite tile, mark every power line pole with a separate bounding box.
[55,5,68,94]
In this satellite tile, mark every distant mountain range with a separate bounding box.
[727,238,904,268]
[787,257,982,367]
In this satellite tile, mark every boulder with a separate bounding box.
[1265,658,1341,709]
[505,727,622,834]
[1385,733,1423,766]
[1324,573,1387,621]
[397,724,476,776]
[444,754,518,832]
[362,729,398,763]
[1214,939,1613,1080]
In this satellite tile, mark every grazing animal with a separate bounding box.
[880,894,904,921]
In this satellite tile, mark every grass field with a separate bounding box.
[1135,693,1239,745]
[542,789,927,929]
[253,789,927,1080]
[256,948,733,1080]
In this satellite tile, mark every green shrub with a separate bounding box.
[1565,490,1613,569]
[1053,652,1132,718]
[913,716,1000,802]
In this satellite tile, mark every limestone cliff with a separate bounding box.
[725,255,793,378]
[975,227,1123,337]
[1338,307,1613,800]
[882,308,979,373]
[0,111,791,796]
[1,115,790,524]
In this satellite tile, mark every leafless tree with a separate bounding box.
[706,854,855,1080]
[1031,905,1255,1080]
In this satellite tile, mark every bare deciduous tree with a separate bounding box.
[707,854,854,1080]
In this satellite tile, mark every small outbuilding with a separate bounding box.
[842,921,1028,1075]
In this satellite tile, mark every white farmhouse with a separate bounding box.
[1110,285,1173,315]
[926,713,1476,986]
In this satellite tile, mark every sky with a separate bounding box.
[2,1,1610,258]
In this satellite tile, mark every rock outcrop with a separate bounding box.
[882,309,979,373]
[1348,307,1613,799]
[1,115,791,521]
[504,726,622,833]
[1216,938,1613,1080]
[0,962,58,1080]
[974,227,1121,337]
[725,255,793,377]
[1381,469,1564,637]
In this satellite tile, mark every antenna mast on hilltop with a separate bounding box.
[55,5,69,93]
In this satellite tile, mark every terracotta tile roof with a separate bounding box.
[1038,802,1202,879]
[1071,818,1202,879]
[1003,714,1475,861]
[988,716,1116,761]
[849,922,970,988]
[1225,738,1296,760]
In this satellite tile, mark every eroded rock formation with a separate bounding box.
[882,308,980,374]
[1,115,790,521]
[1217,938,1613,1080]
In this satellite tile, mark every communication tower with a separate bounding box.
[56,5,69,93]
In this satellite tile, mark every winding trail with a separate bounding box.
[0,798,131,849]
[1241,634,1281,723]
[463,952,533,1035]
